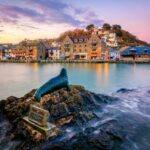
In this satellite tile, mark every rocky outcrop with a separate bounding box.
[0,85,122,150]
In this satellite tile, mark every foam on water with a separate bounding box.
[39,87,150,149]
[1,87,150,150]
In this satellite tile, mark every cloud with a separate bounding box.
[0,0,104,43]
[28,0,104,26]
[20,24,40,30]
[0,0,103,27]
[0,4,44,25]
[0,4,40,18]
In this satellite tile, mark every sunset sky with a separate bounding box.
[0,0,150,43]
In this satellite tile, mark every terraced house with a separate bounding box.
[0,45,5,60]
[0,44,11,60]
[10,42,49,60]
[61,34,107,60]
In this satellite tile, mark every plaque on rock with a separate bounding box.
[28,105,49,127]
[23,105,59,138]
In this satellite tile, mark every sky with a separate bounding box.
[0,0,150,43]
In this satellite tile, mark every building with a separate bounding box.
[48,47,61,60]
[92,27,110,36]
[121,46,150,61]
[9,42,49,60]
[91,27,118,48]
[0,45,5,60]
[51,41,61,47]
[109,48,120,60]
[102,33,118,48]
[61,34,107,60]
[48,41,61,60]
[0,45,11,60]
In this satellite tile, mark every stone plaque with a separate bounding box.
[28,105,49,127]
[23,104,59,138]
[23,116,59,138]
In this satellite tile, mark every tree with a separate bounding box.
[86,24,95,31]
[102,23,111,30]
[116,30,123,37]
[58,30,73,41]
[112,25,122,30]
[58,29,88,41]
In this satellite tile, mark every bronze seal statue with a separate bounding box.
[34,68,70,101]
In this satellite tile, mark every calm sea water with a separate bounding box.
[0,63,150,99]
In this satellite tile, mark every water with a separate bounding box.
[39,87,150,150]
[0,63,150,149]
[0,63,150,99]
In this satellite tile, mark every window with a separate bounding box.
[64,44,70,48]
[92,43,97,47]
[84,38,88,42]
[74,39,78,43]
[65,48,70,52]
[79,39,83,42]
[92,39,97,43]
[144,49,148,53]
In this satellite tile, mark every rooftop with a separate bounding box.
[70,36,89,44]
[48,47,61,51]
[121,46,150,56]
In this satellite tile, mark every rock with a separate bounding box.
[0,85,121,150]
[50,102,69,119]
[0,100,6,112]
[7,96,18,102]
[56,116,73,126]
[116,88,134,93]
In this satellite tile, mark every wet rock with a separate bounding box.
[117,88,135,93]
[0,85,121,150]
[7,96,19,102]
[56,116,73,126]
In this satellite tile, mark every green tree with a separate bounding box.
[116,30,123,37]
[112,25,122,30]
[86,24,95,31]
[102,23,111,30]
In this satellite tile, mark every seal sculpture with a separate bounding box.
[34,68,70,101]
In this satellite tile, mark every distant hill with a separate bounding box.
[58,23,149,47]
[115,29,148,46]
[16,23,149,47]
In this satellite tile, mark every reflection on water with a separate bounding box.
[0,63,150,99]
[33,63,39,72]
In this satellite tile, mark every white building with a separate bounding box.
[48,47,61,60]
[109,48,120,60]
[102,33,118,48]
[91,27,118,48]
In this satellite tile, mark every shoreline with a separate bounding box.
[0,60,150,64]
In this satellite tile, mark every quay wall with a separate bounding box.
[0,60,150,64]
